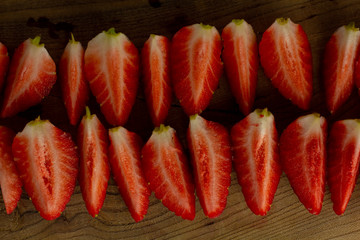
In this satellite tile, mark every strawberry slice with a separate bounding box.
[171,23,223,116]
[324,23,360,113]
[0,126,22,214]
[328,119,360,215]
[231,109,281,215]
[0,42,9,91]
[59,34,89,125]
[259,18,313,110]
[222,19,258,115]
[279,113,327,215]
[108,126,150,222]
[141,125,195,220]
[78,107,110,217]
[141,34,172,126]
[1,37,56,118]
[84,28,139,126]
[12,117,78,220]
[187,114,232,218]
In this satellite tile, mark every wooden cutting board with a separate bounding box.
[1,0,360,239]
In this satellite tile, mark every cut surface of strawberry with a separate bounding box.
[231,108,281,215]
[171,23,223,116]
[84,28,139,126]
[259,18,313,110]
[279,113,327,215]
[0,42,9,92]
[12,117,78,220]
[78,107,110,217]
[1,37,56,118]
[142,125,195,220]
[141,34,172,126]
[222,19,258,115]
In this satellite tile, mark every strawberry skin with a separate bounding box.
[222,19,258,115]
[142,125,195,220]
[59,34,89,125]
[78,107,110,217]
[231,109,281,215]
[141,34,172,126]
[1,37,56,118]
[0,126,22,214]
[108,126,150,222]
[171,23,223,116]
[328,120,360,215]
[12,117,78,220]
[84,28,139,126]
[0,42,9,92]
[279,113,327,215]
[187,114,232,218]
[259,18,313,110]
[324,23,360,113]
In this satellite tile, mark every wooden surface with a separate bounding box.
[1,0,360,239]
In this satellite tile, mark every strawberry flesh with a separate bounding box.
[0,42,9,92]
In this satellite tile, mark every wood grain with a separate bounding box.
[0,0,360,239]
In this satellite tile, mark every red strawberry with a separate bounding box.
[108,126,150,222]
[78,107,110,217]
[59,34,89,125]
[324,23,360,113]
[84,28,139,126]
[171,23,223,116]
[0,42,9,91]
[0,126,22,214]
[141,34,172,126]
[279,113,327,215]
[231,109,281,215]
[187,114,232,218]
[12,117,78,220]
[142,125,195,220]
[222,19,258,115]
[259,18,313,110]
[327,119,360,215]
[1,37,56,118]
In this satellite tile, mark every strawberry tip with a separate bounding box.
[189,114,198,121]
[31,36,44,47]
[105,27,120,36]
[255,108,271,117]
[232,19,244,25]
[276,18,289,25]
[345,22,359,31]
[69,33,77,44]
[154,124,169,133]
[85,106,91,117]
[200,23,213,30]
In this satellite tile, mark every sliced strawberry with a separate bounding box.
[108,126,150,222]
[324,23,360,113]
[84,28,139,126]
[12,117,78,220]
[231,109,281,215]
[279,113,327,215]
[259,18,313,110]
[187,114,232,218]
[171,23,223,116]
[78,107,110,217]
[222,19,258,115]
[0,126,22,214]
[1,37,56,118]
[141,34,172,126]
[328,119,360,215]
[0,42,9,92]
[59,34,89,125]
[141,125,195,220]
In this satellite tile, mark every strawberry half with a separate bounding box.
[59,34,89,125]
[222,19,258,115]
[78,107,110,217]
[142,125,195,220]
[328,119,360,215]
[231,109,281,215]
[279,113,327,215]
[171,23,223,116]
[0,42,9,92]
[108,126,150,222]
[84,28,139,126]
[324,23,360,113]
[259,18,313,110]
[187,114,232,218]
[141,34,172,126]
[12,117,78,220]
[1,37,56,118]
[0,126,22,214]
